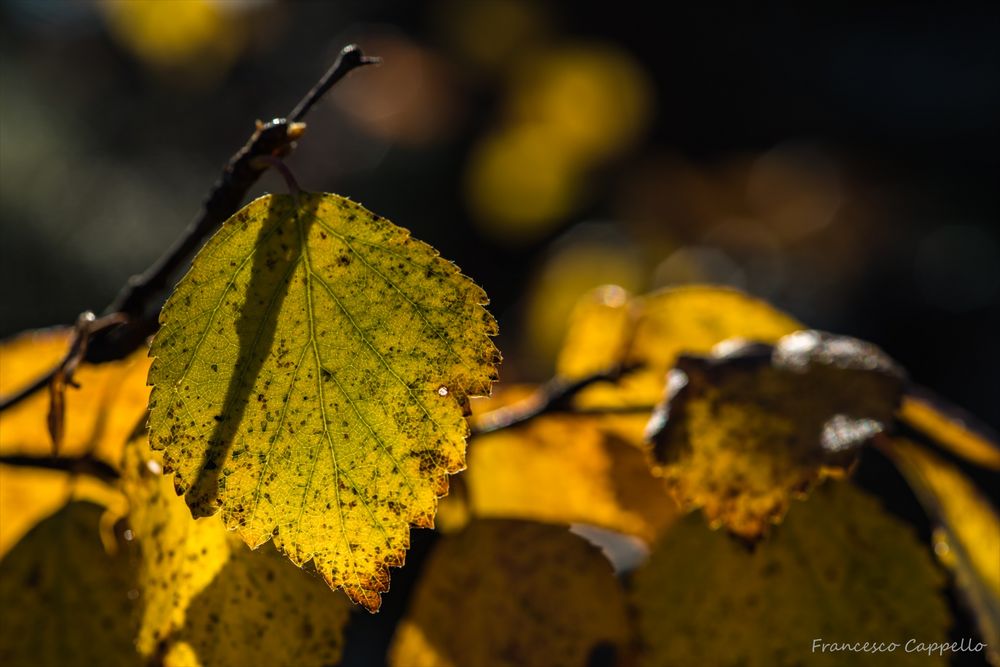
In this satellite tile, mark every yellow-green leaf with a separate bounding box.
[388,520,630,667]
[883,437,1000,665]
[123,437,227,657]
[631,483,951,667]
[0,502,140,667]
[148,192,500,610]
[647,330,904,538]
[122,436,352,665]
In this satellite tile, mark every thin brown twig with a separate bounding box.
[0,44,379,415]
[470,364,645,436]
[288,45,382,122]
[46,311,129,451]
[0,312,128,414]
[102,44,378,322]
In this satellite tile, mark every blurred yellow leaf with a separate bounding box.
[100,0,249,85]
[631,483,950,667]
[162,641,201,667]
[149,192,499,611]
[558,286,802,411]
[463,286,802,542]
[433,474,472,534]
[556,284,633,379]
[629,285,801,361]
[524,243,644,372]
[616,285,802,406]
[899,394,1000,470]
[468,416,674,541]
[466,124,585,239]
[0,467,72,558]
[123,437,352,665]
[0,328,145,557]
[0,327,151,466]
[465,42,652,240]
[388,520,630,667]
[884,438,1000,665]
[648,331,903,539]
[466,386,675,541]
[123,439,228,657]
[0,327,68,389]
[509,44,653,162]
[0,502,140,666]
[0,465,121,558]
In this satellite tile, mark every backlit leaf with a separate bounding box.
[0,328,151,465]
[122,436,352,665]
[0,328,146,555]
[630,285,800,364]
[884,438,1000,665]
[465,386,675,542]
[0,465,122,558]
[432,474,472,534]
[148,192,500,610]
[522,242,644,371]
[0,328,68,389]
[388,520,630,667]
[631,483,950,667]
[0,467,75,558]
[647,331,904,538]
[555,284,632,379]
[0,502,140,667]
[563,285,802,411]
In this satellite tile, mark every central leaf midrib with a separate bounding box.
[298,215,366,596]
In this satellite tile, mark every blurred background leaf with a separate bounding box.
[631,483,951,667]
[0,502,140,667]
[388,520,630,667]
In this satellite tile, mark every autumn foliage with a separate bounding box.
[1,34,998,667]
[3,252,999,665]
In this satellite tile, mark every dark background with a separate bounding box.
[1,2,997,665]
